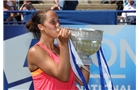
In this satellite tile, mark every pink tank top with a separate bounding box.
[31,42,78,90]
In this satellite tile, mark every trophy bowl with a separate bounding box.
[62,27,103,65]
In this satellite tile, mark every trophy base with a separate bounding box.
[79,55,93,65]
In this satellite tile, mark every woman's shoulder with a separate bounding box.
[28,43,49,58]
[28,44,40,55]
[28,44,43,63]
[28,43,50,66]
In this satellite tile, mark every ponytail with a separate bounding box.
[26,19,40,39]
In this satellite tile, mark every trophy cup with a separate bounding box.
[66,27,103,65]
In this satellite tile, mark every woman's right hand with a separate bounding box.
[57,27,71,45]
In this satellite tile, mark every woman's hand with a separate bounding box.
[57,27,71,45]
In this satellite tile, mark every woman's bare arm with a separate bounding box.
[28,28,71,82]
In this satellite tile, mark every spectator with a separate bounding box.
[120,0,136,25]
[51,0,78,10]
[18,0,36,22]
[116,0,124,16]
[3,1,14,23]
[6,0,21,24]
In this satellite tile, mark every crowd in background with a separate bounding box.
[3,0,136,25]
[3,0,79,24]
[3,0,37,24]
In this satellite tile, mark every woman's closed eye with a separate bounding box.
[50,20,59,25]
[50,20,56,24]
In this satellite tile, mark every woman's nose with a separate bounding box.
[56,22,60,27]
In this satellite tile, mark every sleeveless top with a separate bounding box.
[31,42,78,90]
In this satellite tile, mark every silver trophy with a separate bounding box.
[59,27,103,65]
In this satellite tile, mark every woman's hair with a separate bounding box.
[26,9,51,39]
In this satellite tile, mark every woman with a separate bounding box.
[3,1,14,22]
[26,9,90,90]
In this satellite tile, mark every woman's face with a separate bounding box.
[42,10,60,38]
